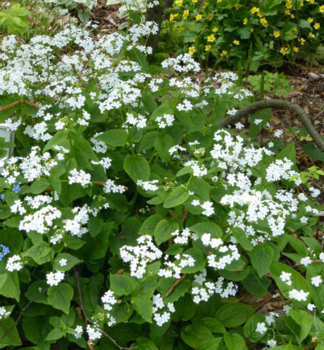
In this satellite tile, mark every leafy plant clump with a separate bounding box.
[0,8,324,350]
[167,0,324,70]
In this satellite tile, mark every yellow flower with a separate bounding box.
[192,0,198,2]
[299,38,306,45]
[207,34,215,42]
[212,27,218,33]
[309,0,314,3]
[250,28,254,32]
[189,47,195,55]
[196,14,202,20]
[220,50,227,57]
[170,13,178,21]
[193,39,196,43]
[274,31,280,38]
[320,5,324,13]
[207,14,213,20]
[285,9,291,15]
[183,9,189,20]
[307,18,313,23]
[309,32,315,38]
[260,17,268,27]
[250,7,260,14]
[205,45,211,51]
[202,1,208,8]
[243,18,248,25]
[286,0,292,9]
[280,47,289,55]
[293,47,299,52]
[174,0,183,6]
[290,14,295,19]
[314,23,320,30]
[233,40,240,45]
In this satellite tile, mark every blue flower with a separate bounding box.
[0,194,4,202]
[12,182,22,194]
[0,245,10,261]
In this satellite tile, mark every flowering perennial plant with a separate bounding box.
[0,16,323,350]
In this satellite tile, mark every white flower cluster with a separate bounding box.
[191,200,215,217]
[161,54,200,73]
[137,180,159,191]
[120,235,163,279]
[288,289,309,302]
[156,114,175,128]
[6,255,23,272]
[46,270,65,286]
[158,253,195,279]
[101,290,117,327]
[171,228,197,245]
[152,294,175,327]
[0,307,10,320]
[68,169,92,187]
[192,276,238,303]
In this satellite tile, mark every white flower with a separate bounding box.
[311,275,322,287]
[256,322,267,335]
[46,270,65,286]
[6,255,23,272]
[254,119,263,125]
[0,307,11,320]
[74,325,83,339]
[235,122,244,129]
[307,303,316,312]
[68,169,91,187]
[288,289,309,302]
[300,257,312,267]
[274,129,283,137]
[280,271,292,286]
[267,339,277,348]
[59,259,68,267]
[87,324,101,340]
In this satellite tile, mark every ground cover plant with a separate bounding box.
[0,1,324,350]
[166,0,324,70]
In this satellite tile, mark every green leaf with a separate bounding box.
[131,295,152,323]
[270,261,311,306]
[223,332,246,350]
[276,143,296,164]
[181,325,214,349]
[154,219,178,245]
[110,273,136,296]
[181,248,205,274]
[135,337,158,350]
[45,328,64,341]
[216,303,254,328]
[232,227,253,251]
[0,317,22,347]
[97,129,129,147]
[158,278,191,303]
[290,309,313,342]
[139,214,162,236]
[123,155,150,183]
[47,283,73,314]
[243,314,266,342]
[26,241,52,265]
[251,244,274,277]
[54,253,81,272]
[190,222,223,238]
[163,186,189,208]
[196,338,222,350]
[110,303,133,323]
[0,272,20,301]
[25,280,48,304]
[154,134,173,163]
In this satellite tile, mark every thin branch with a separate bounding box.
[166,274,187,298]
[218,99,324,152]
[0,289,47,341]
[74,268,135,350]
[0,100,39,112]
[312,108,324,122]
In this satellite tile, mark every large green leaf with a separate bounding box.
[154,219,178,245]
[97,129,129,147]
[163,186,189,208]
[131,295,152,323]
[123,155,150,183]
[110,273,137,296]
[47,283,73,314]
[250,244,274,277]
[216,303,254,328]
